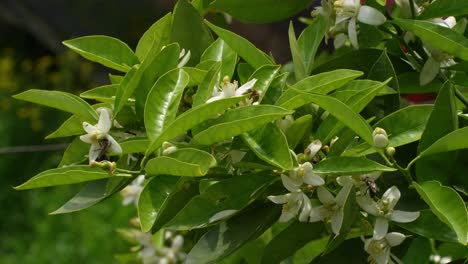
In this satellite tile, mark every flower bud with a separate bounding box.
[162,141,177,155]
[373,127,388,148]
[386,147,396,157]
[276,115,294,133]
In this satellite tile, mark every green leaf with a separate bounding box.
[313,157,395,175]
[145,148,217,177]
[14,166,119,190]
[186,204,280,264]
[344,105,434,156]
[416,83,458,184]
[418,0,468,19]
[205,20,274,68]
[402,237,432,264]
[393,19,468,61]
[275,69,363,107]
[262,72,289,105]
[151,178,199,233]
[292,237,328,264]
[120,138,150,154]
[135,13,172,61]
[13,89,98,121]
[262,221,324,264]
[398,72,444,94]
[50,178,129,214]
[62,35,139,72]
[210,0,313,23]
[416,126,468,159]
[285,115,313,149]
[249,65,281,103]
[80,84,118,103]
[289,22,307,81]
[280,92,375,146]
[413,181,468,245]
[242,123,293,170]
[138,176,179,232]
[201,38,237,78]
[146,95,247,155]
[171,0,213,63]
[183,67,207,87]
[237,63,255,84]
[166,173,275,230]
[45,115,83,139]
[192,62,221,107]
[58,138,88,167]
[192,105,293,145]
[298,15,327,75]
[144,68,189,141]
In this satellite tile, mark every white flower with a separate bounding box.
[158,234,186,263]
[121,175,145,206]
[333,0,386,49]
[79,107,122,161]
[364,232,406,264]
[420,17,458,86]
[207,76,257,103]
[309,183,352,235]
[373,127,389,149]
[430,254,452,264]
[336,171,381,196]
[356,186,420,240]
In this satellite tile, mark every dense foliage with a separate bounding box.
[13,0,468,263]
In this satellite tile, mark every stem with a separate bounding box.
[408,0,416,19]
[455,87,468,109]
[115,168,142,174]
[378,150,414,185]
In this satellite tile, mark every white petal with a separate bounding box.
[317,186,335,204]
[373,250,391,264]
[331,209,343,235]
[281,174,301,193]
[356,196,380,215]
[268,194,290,204]
[178,50,191,68]
[96,107,112,132]
[390,210,420,223]
[303,167,325,186]
[420,57,440,86]
[106,135,122,155]
[383,186,400,209]
[348,18,359,49]
[357,6,386,26]
[309,206,322,222]
[334,33,347,49]
[209,209,237,223]
[80,134,94,144]
[279,210,296,222]
[298,194,312,222]
[444,16,457,29]
[385,232,406,247]
[336,176,354,186]
[172,235,184,250]
[236,78,257,95]
[83,122,97,134]
[373,217,389,240]
[335,182,352,206]
[89,143,101,161]
[362,171,381,181]
[206,93,225,103]
[305,140,322,157]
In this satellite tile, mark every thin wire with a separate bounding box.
[0,144,68,154]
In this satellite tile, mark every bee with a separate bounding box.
[245,89,260,103]
[363,176,379,198]
[96,138,111,161]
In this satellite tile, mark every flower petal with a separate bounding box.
[420,57,440,86]
[335,182,352,206]
[373,217,389,240]
[303,172,325,186]
[298,194,312,222]
[96,107,112,133]
[317,186,335,204]
[391,210,420,223]
[89,143,101,161]
[356,196,380,215]
[385,232,406,247]
[348,18,359,49]
[305,140,322,158]
[281,174,301,192]
[333,33,348,49]
[80,134,94,144]
[309,206,322,222]
[357,6,386,26]
[336,176,354,186]
[235,78,257,95]
[268,193,290,204]
[83,122,97,134]
[331,208,343,235]
[382,186,400,209]
[206,93,226,103]
[107,135,122,155]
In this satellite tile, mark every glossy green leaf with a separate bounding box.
[120,138,150,154]
[285,114,312,149]
[313,157,395,175]
[292,237,328,264]
[289,22,307,81]
[205,20,274,68]
[398,72,443,94]
[167,173,275,230]
[144,68,189,141]
[417,83,458,183]
[237,63,255,84]
[138,176,178,232]
[192,105,293,145]
[135,13,172,61]
[280,92,375,146]
[210,0,313,23]
[413,181,468,245]
[298,15,326,75]
[171,0,213,63]
[393,19,468,61]
[397,210,458,243]
[201,38,237,78]
[262,72,289,105]
[50,177,129,214]
[242,123,293,170]
[183,67,207,86]
[402,237,432,264]
[146,95,247,155]
[108,74,123,84]
[13,89,98,121]
[151,178,199,233]
[416,126,468,159]
[186,204,280,264]
[192,62,221,107]
[262,221,324,264]
[249,65,280,103]
[418,0,468,19]
[45,115,83,139]
[145,148,217,177]
[14,166,119,190]
[62,35,139,72]
[58,138,88,167]
[80,84,118,103]
[275,69,363,107]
